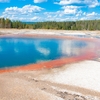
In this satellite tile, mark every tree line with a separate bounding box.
[0,18,100,30]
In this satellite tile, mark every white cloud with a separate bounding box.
[44,6,79,19]
[84,0,100,8]
[76,10,82,16]
[43,9,100,21]
[0,0,9,2]
[86,12,98,17]
[1,5,44,21]
[34,0,47,3]
[3,5,44,15]
[54,0,81,5]
[43,10,80,21]
[83,12,86,16]
[30,16,40,21]
[1,2,100,22]
[62,6,78,14]
[3,16,41,22]
[80,12,99,20]
[55,0,100,8]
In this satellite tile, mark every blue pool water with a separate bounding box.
[0,38,88,68]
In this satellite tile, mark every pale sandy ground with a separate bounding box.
[0,29,100,100]
[0,29,100,36]
[1,61,100,100]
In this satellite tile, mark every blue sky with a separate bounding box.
[0,0,100,22]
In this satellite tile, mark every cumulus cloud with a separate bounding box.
[0,0,9,2]
[55,0,100,8]
[34,0,47,3]
[86,12,98,16]
[1,5,44,21]
[44,6,79,17]
[1,1,100,22]
[43,10,80,21]
[3,5,44,15]
[75,10,82,16]
[45,6,81,21]
[85,0,100,8]
[80,12,99,20]
[52,0,100,21]
[54,0,81,5]
[1,15,41,22]
[62,6,78,14]
[44,8,100,21]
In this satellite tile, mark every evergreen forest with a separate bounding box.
[0,18,100,30]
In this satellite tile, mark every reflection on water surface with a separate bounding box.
[0,38,89,68]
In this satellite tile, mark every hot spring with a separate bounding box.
[0,37,93,69]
